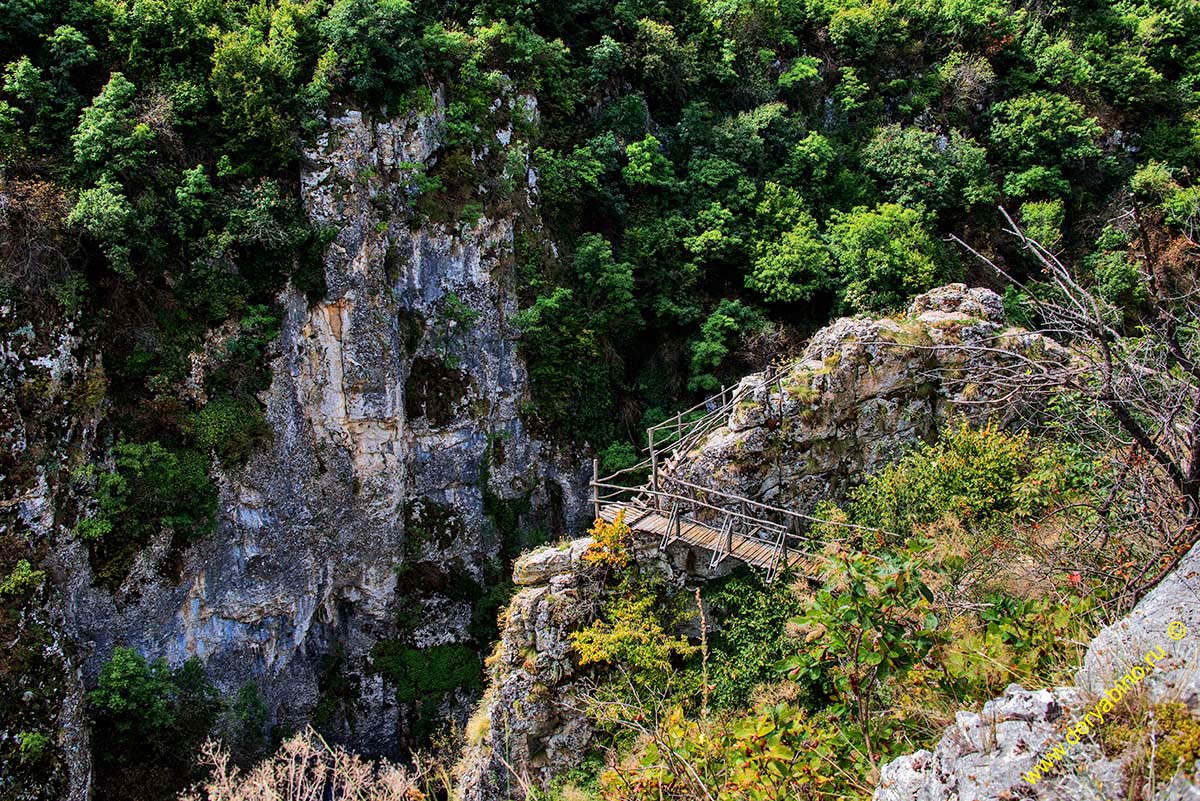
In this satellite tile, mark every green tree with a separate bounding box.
[747,210,831,304]
[74,440,217,586]
[320,0,421,101]
[71,73,154,180]
[862,124,996,211]
[1019,199,1065,252]
[827,203,950,313]
[571,575,696,691]
[990,92,1102,198]
[210,28,296,168]
[623,134,675,189]
[89,648,220,799]
[67,176,136,277]
[573,233,639,336]
[689,299,766,391]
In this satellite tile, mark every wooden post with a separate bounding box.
[650,427,660,512]
[592,458,599,520]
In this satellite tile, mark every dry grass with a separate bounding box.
[181,727,425,801]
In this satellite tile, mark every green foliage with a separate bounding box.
[747,190,831,304]
[74,441,217,587]
[623,134,675,189]
[778,56,820,90]
[600,703,847,801]
[321,0,420,103]
[862,125,995,212]
[209,13,310,169]
[571,574,696,690]
[66,176,136,277]
[704,574,805,709]
[827,203,951,313]
[224,681,269,761]
[990,92,1102,197]
[0,560,44,599]
[369,642,481,704]
[573,234,639,339]
[1019,199,1065,252]
[937,591,1100,700]
[16,731,50,765]
[71,73,154,180]
[189,395,269,464]
[1163,184,1200,240]
[843,424,1080,542]
[516,287,614,444]
[1083,225,1147,320]
[785,539,943,762]
[598,441,638,475]
[88,648,220,798]
[689,299,766,392]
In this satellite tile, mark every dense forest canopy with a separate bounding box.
[6,0,1200,458]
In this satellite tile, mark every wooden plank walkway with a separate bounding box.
[599,502,821,578]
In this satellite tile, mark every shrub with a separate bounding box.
[827,203,951,313]
[369,642,481,704]
[784,540,943,764]
[623,134,675,189]
[703,574,805,709]
[746,211,831,304]
[71,72,154,180]
[320,0,421,103]
[862,125,996,211]
[571,574,697,691]
[74,440,217,586]
[16,731,50,765]
[582,511,633,569]
[0,559,44,598]
[90,648,220,799]
[190,395,269,465]
[688,299,766,391]
[597,703,849,801]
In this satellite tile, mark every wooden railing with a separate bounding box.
[588,365,806,580]
[588,363,887,581]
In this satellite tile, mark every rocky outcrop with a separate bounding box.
[667,283,1064,516]
[874,540,1200,801]
[48,89,589,758]
[457,539,601,801]
[460,284,1075,799]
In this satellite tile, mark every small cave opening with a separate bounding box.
[404,356,470,427]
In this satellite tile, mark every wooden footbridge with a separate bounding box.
[588,368,830,582]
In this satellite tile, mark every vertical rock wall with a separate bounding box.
[51,89,589,761]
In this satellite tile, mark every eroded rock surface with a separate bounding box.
[875,540,1200,801]
[667,283,1065,516]
[457,540,600,801]
[51,91,588,757]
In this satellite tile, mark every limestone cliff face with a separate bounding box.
[49,89,589,762]
[0,304,94,799]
